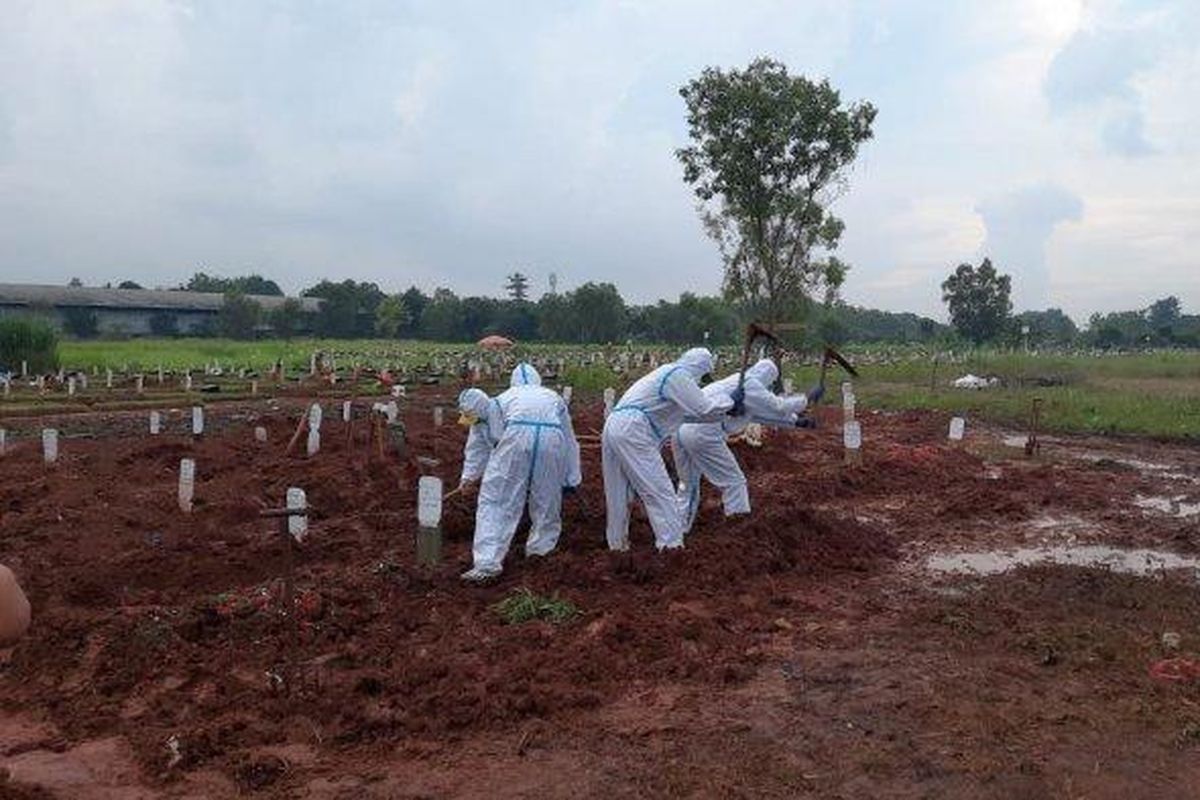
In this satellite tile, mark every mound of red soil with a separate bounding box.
[0,392,1147,783]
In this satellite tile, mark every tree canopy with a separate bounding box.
[505,272,530,301]
[185,272,283,296]
[677,57,876,325]
[941,258,1013,345]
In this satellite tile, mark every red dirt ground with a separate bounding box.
[2,389,1199,798]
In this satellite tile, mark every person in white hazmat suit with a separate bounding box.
[461,363,582,582]
[673,358,817,533]
[601,347,733,551]
[456,387,503,488]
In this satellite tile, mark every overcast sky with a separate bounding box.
[1,1,1197,322]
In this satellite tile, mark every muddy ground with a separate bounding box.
[1,388,1199,798]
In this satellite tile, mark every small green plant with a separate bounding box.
[493,587,580,625]
[562,364,619,394]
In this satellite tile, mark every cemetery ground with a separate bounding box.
[55,338,1200,439]
[1,380,1200,797]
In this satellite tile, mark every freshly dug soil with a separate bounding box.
[0,389,1191,796]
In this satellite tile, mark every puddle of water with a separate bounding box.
[926,545,1200,578]
[1134,494,1200,518]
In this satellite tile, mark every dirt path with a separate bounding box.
[2,395,1199,798]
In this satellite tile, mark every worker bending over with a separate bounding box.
[461,363,582,582]
[457,387,503,488]
[673,359,820,533]
[602,347,732,551]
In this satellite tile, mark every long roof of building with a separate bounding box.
[0,284,322,312]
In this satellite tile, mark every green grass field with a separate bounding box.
[52,338,1200,439]
[785,350,1200,440]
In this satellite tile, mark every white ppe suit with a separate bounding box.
[672,359,808,533]
[601,348,732,551]
[466,363,582,578]
[458,387,503,486]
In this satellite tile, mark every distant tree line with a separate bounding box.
[57,271,1199,348]
[941,258,1199,349]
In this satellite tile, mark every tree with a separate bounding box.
[1014,308,1078,346]
[302,280,384,338]
[570,282,626,343]
[268,299,307,339]
[68,277,83,288]
[941,258,1013,345]
[117,280,143,290]
[505,272,530,301]
[677,57,876,325]
[492,299,538,340]
[375,294,412,338]
[217,292,261,340]
[400,287,430,337]
[185,272,283,296]
[419,288,466,341]
[536,292,573,341]
[1147,296,1181,343]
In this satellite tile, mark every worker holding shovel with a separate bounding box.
[673,358,817,534]
[461,363,582,582]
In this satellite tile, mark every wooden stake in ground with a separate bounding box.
[259,501,313,695]
[1025,397,1043,458]
[285,413,308,456]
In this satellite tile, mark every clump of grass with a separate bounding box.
[562,364,621,394]
[493,587,580,625]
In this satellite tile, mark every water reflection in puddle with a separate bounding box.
[926,546,1200,578]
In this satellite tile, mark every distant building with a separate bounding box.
[0,284,322,336]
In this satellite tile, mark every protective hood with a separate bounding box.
[458,387,492,418]
[510,362,541,387]
[677,348,715,380]
[746,358,779,388]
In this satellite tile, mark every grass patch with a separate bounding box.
[784,350,1200,439]
[493,587,580,625]
[856,383,1200,439]
[562,364,621,394]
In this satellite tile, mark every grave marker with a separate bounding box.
[416,476,443,566]
[287,488,308,542]
[843,420,862,467]
[42,429,58,464]
[178,458,195,513]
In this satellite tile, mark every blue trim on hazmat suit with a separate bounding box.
[465,363,582,577]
